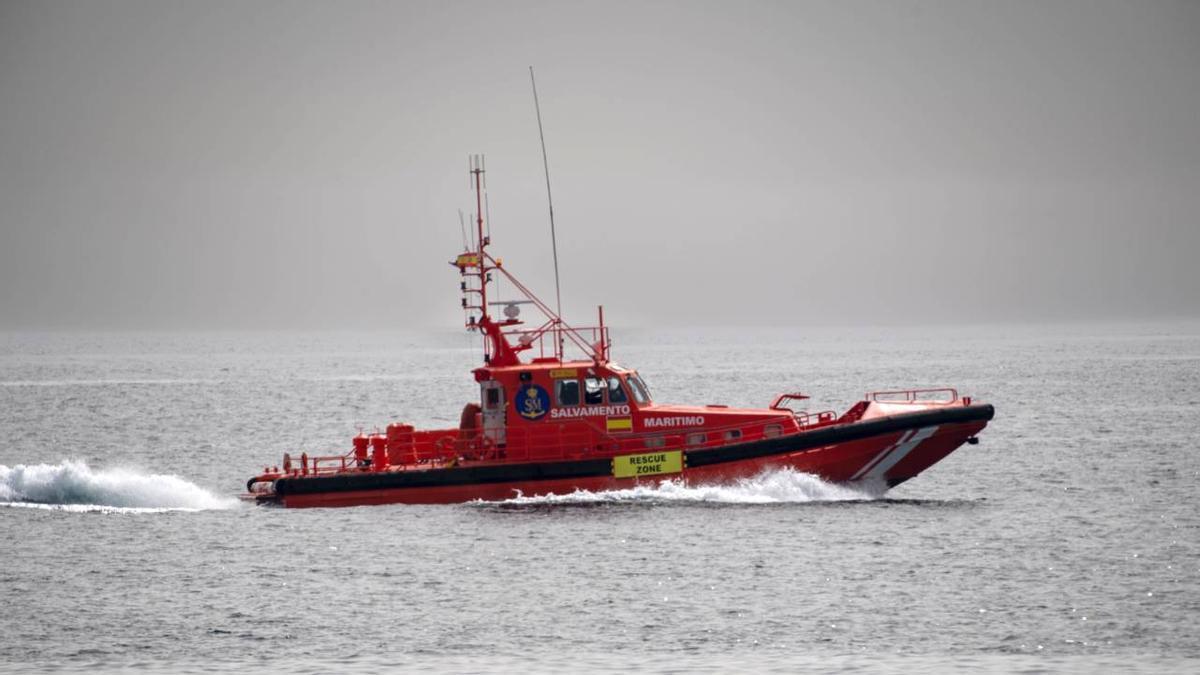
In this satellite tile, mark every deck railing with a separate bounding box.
[273,404,848,478]
[504,322,610,362]
[866,388,958,404]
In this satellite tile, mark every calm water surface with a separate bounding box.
[1,323,1198,673]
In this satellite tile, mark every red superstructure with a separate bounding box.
[244,158,993,507]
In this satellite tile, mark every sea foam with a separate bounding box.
[492,468,887,506]
[0,460,237,512]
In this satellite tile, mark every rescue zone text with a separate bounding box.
[612,450,684,479]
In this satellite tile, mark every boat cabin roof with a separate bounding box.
[474,359,634,381]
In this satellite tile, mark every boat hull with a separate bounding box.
[257,404,994,507]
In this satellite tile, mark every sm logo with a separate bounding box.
[515,384,551,421]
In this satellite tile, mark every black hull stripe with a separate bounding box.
[275,456,612,496]
[273,404,994,497]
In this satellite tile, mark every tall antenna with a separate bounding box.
[484,193,492,240]
[530,66,564,357]
[485,192,500,301]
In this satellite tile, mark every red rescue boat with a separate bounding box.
[243,159,994,507]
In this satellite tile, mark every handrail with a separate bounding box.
[485,411,825,462]
[793,410,839,427]
[504,323,610,361]
[769,392,810,412]
[866,388,958,403]
[272,404,853,479]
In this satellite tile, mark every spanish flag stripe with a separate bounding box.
[606,416,633,432]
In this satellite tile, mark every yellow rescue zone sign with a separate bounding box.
[612,450,683,479]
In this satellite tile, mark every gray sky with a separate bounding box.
[1,0,1198,330]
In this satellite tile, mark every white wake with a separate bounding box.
[0,460,238,513]
[493,468,887,506]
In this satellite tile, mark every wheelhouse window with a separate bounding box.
[584,376,604,405]
[556,379,580,406]
[628,373,651,404]
[606,376,628,404]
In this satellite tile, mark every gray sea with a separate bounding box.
[1,322,1198,673]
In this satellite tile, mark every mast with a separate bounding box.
[472,155,488,323]
[459,156,519,367]
[453,156,607,368]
